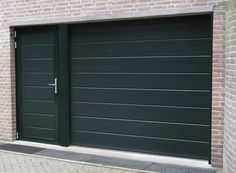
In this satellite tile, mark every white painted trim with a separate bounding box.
[9,6,213,27]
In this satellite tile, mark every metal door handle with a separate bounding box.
[48,78,57,94]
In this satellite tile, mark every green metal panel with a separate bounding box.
[70,15,212,160]
[208,13,214,164]
[16,26,59,144]
[58,25,70,146]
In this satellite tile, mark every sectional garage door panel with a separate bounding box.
[71,103,210,125]
[73,131,209,159]
[71,57,211,73]
[70,15,212,159]
[71,89,210,107]
[71,74,210,90]
[70,15,211,43]
[71,39,210,57]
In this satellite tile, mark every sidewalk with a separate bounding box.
[0,142,216,173]
[0,151,147,173]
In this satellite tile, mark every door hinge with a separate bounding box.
[14,31,17,49]
[16,132,19,139]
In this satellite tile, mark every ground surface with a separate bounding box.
[0,151,145,173]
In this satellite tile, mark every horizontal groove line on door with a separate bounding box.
[23,99,54,103]
[21,56,53,59]
[72,37,211,45]
[71,55,211,60]
[22,86,52,89]
[23,72,53,75]
[74,101,209,110]
[24,125,56,131]
[21,43,54,46]
[21,58,53,61]
[73,72,211,75]
[23,112,56,117]
[22,135,55,141]
[71,87,210,93]
[75,130,209,144]
[72,115,209,127]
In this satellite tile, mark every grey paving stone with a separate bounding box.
[0,144,44,154]
[0,144,217,173]
[146,163,216,173]
[36,149,153,171]
[63,153,95,162]
[0,151,141,173]
[87,155,153,170]
[35,149,74,158]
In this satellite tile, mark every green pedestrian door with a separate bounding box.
[16,26,59,144]
[70,15,212,159]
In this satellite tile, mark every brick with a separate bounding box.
[224,1,236,173]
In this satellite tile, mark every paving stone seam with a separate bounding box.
[144,162,156,170]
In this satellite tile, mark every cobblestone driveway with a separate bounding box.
[0,151,146,173]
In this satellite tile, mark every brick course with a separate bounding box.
[224,0,236,173]
[0,0,226,168]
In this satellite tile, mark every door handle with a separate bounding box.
[48,78,58,94]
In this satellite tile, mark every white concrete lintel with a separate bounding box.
[9,6,213,27]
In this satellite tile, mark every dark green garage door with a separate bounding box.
[70,15,212,159]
